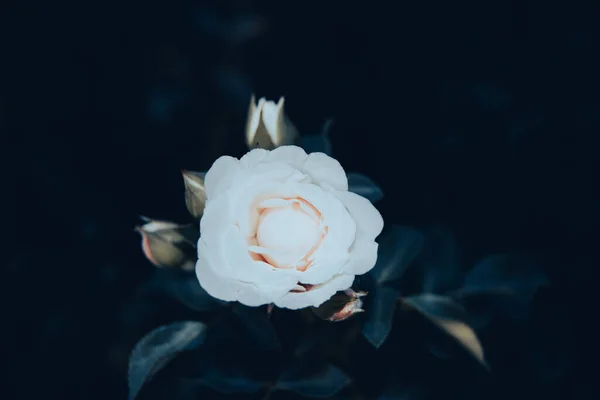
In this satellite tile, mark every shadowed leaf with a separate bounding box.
[461,253,549,294]
[402,294,486,367]
[128,321,207,400]
[165,270,226,312]
[379,385,430,400]
[299,118,334,155]
[371,226,425,285]
[419,225,464,293]
[232,303,280,351]
[275,363,351,398]
[347,173,384,203]
[362,286,398,348]
[177,369,267,394]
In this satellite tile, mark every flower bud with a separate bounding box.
[135,218,199,271]
[182,170,207,219]
[245,95,298,150]
[312,288,367,322]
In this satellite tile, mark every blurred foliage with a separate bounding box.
[3,0,597,399]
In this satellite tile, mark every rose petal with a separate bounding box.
[240,148,269,168]
[334,191,384,240]
[302,152,348,191]
[196,240,269,306]
[199,193,233,249]
[265,145,308,169]
[344,234,379,275]
[274,274,355,310]
[203,156,241,200]
[292,184,356,284]
[222,225,299,292]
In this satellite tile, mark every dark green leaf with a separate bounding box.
[275,363,351,398]
[419,225,464,293]
[371,226,425,285]
[402,294,486,367]
[232,303,280,351]
[402,293,469,322]
[128,321,207,400]
[166,270,226,312]
[362,286,398,348]
[461,253,549,294]
[299,118,334,155]
[177,369,267,394]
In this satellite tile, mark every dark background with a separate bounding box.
[2,0,597,399]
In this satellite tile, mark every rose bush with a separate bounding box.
[195,145,384,309]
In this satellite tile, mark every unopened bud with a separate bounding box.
[312,288,367,322]
[135,217,199,271]
[182,170,207,219]
[245,95,298,150]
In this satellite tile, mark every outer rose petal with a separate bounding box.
[240,148,269,168]
[344,233,379,275]
[302,152,348,191]
[204,156,241,199]
[196,241,272,306]
[265,145,308,169]
[334,191,384,240]
[274,274,355,310]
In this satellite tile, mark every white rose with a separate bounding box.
[195,145,384,310]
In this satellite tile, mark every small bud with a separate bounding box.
[245,95,298,150]
[182,170,207,219]
[312,288,367,322]
[135,218,199,271]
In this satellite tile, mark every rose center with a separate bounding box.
[256,199,323,269]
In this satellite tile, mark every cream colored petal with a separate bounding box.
[196,240,271,306]
[261,99,280,143]
[220,225,299,292]
[274,274,355,310]
[240,148,269,168]
[343,233,379,275]
[334,190,384,240]
[261,97,297,147]
[245,96,266,147]
[265,145,308,169]
[203,156,241,200]
[302,152,348,191]
[293,183,356,284]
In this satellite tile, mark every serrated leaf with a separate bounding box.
[371,226,425,285]
[128,321,207,400]
[232,303,280,351]
[402,294,486,367]
[275,363,351,398]
[462,253,549,294]
[347,173,384,203]
[362,286,398,348]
